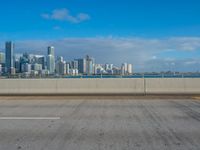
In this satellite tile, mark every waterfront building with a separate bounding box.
[66,63,70,75]
[77,58,86,74]
[55,57,66,75]
[47,46,55,56]
[71,60,79,69]
[33,63,43,71]
[14,59,21,73]
[0,52,5,64]
[121,64,125,75]
[5,41,14,74]
[47,46,55,74]
[105,63,113,71]
[113,66,121,75]
[86,55,95,75]
[1,41,134,77]
[70,69,79,75]
[21,63,31,73]
[0,64,2,74]
[94,64,105,74]
[121,63,133,75]
[127,64,133,75]
[34,55,46,70]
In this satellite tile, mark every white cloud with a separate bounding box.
[41,8,90,23]
[167,37,200,51]
[9,37,200,72]
[145,58,200,72]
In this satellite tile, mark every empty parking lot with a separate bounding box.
[0,96,200,150]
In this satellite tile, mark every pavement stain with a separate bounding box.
[193,97,200,100]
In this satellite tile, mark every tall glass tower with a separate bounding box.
[47,46,55,56]
[5,41,14,74]
[86,55,95,75]
[78,58,86,74]
[47,46,55,74]
[0,52,5,64]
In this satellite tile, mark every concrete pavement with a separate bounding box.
[0,98,200,150]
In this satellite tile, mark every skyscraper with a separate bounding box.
[0,52,5,64]
[66,63,70,75]
[127,64,133,75]
[37,56,46,70]
[47,46,55,74]
[33,63,43,72]
[71,60,78,69]
[78,58,86,74]
[5,41,15,74]
[14,59,20,73]
[21,63,31,73]
[55,57,66,75]
[0,64,2,74]
[47,46,55,56]
[121,63,133,75]
[121,63,128,75]
[86,55,95,75]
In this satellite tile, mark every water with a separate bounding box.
[64,74,200,79]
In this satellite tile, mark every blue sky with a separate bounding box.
[0,0,200,72]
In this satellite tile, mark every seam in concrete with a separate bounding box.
[144,78,146,96]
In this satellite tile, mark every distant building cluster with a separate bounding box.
[0,41,133,77]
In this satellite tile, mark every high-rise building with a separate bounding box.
[86,55,95,75]
[33,63,43,71]
[14,59,21,73]
[37,56,46,70]
[66,63,70,75]
[104,63,113,74]
[0,52,5,64]
[95,64,104,74]
[47,55,55,74]
[0,64,2,74]
[127,64,133,75]
[77,58,86,74]
[69,69,79,75]
[33,55,46,70]
[121,63,128,75]
[47,46,55,56]
[121,65,125,75]
[105,63,110,71]
[55,57,66,75]
[21,63,31,73]
[47,46,55,74]
[5,41,15,74]
[113,66,121,75]
[123,63,128,74]
[57,56,63,62]
[121,63,133,75]
[71,60,78,69]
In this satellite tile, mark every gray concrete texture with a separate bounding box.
[1,78,200,95]
[146,78,200,94]
[0,98,200,150]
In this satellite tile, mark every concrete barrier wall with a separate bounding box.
[0,79,145,95]
[145,78,200,94]
[0,78,200,95]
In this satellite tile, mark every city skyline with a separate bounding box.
[0,0,200,72]
[0,41,133,77]
[0,39,200,72]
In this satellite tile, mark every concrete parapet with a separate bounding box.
[145,78,200,94]
[0,78,200,95]
[0,78,145,95]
